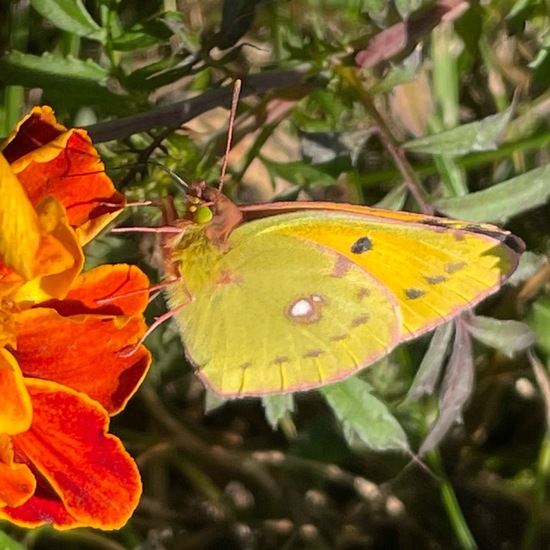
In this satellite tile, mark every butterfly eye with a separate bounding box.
[194,205,213,224]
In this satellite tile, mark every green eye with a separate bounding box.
[194,205,213,224]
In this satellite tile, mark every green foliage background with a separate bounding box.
[2,0,550,548]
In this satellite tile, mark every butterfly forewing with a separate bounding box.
[244,209,522,341]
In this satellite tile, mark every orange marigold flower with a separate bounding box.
[2,105,125,245]
[0,108,151,530]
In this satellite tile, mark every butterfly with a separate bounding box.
[161,182,524,398]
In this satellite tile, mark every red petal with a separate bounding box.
[6,379,141,530]
[12,130,124,242]
[0,487,84,530]
[1,106,124,243]
[41,264,150,317]
[12,308,150,414]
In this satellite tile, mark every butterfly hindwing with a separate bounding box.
[167,229,401,396]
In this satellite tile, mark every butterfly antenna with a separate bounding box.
[111,161,191,194]
[142,160,191,194]
[218,79,242,195]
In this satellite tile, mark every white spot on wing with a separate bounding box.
[286,294,325,324]
[290,299,313,317]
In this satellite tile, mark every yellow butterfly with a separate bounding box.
[162,183,524,398]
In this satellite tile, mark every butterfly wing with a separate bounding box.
[167,205,523,397]
[242,203,524,339]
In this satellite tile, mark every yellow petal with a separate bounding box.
[0,349,32,435]
[13,197,84,305]
[0,153,40,280]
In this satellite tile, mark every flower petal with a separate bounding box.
[0,487,84,530]
[12,197,84,306]
[0,153,41,280]
[0,434,36,507]
[5,379,141,530]
[3,107,125,244]
[42,264,150,317]
[12,308,150,414]
[1,106,66,161]
[0,349,32,435]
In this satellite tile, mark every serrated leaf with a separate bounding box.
[30,0,105,42]
[419,320,474,455]
[262,393,295,430]
[406,322,454,402]
[404,105,514,155]
[434,163,550,223]
[466,315,535,358]
[320,377,409,452]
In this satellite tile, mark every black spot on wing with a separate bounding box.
[405,288,426,300]
[445,261,466,274]
[425,274,448,285]
[351,314,370,327]
[304,349,324,358]
[351,236,372,254]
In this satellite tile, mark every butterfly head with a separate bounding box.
[182,182,243,245]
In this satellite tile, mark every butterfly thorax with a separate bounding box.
[163,188,243,295]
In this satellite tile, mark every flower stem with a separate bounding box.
[428,449,478,549]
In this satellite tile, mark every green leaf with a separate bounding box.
[320,377,409,451]
[419,321,474,455]
[374,184,407,210]
[0,51,107,85]
[204,389,227,413]
[434,163,550,223]
[111,29,161,52]
[368,52,419,94]
[262,393,295,430]
[404,105,514,156]
[30,0,106,42]
[406,322,454,402]
[467,316,535,358]
[261,158,343,189]
[124,59,194,93]
[0,530,25,550]
[507,251,547,287]
[528,296,550,356]
[0,51,126,109]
